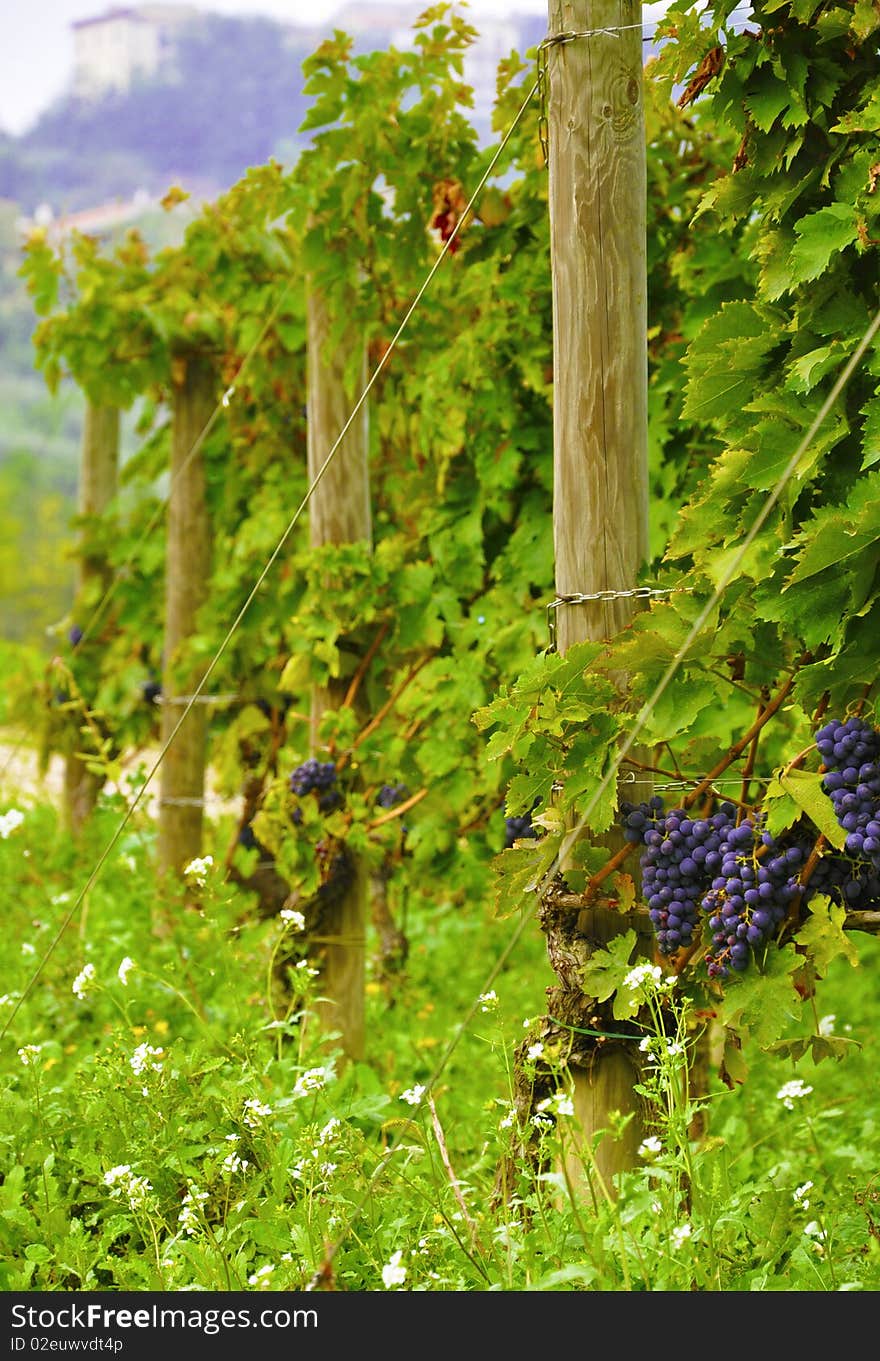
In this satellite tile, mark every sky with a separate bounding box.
[0,0,548,136]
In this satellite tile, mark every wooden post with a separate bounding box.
[546,0,649,1191]
[157,354,214,881]
[306,282,371,1064]
[63,402,120,834]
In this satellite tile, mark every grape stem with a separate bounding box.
[367,786,429,830]
[681,667,801,811]
[336,653,434,772]
[341,620,390,710]
[785,832,827,930]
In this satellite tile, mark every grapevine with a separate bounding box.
[620,714,880,981]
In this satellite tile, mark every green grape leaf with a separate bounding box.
[770,769,846,849]
[491,835,561,920]
[795,894,861,975]
[580,930,639,1017]
[789,204,859,283]
[715,945,804,1048]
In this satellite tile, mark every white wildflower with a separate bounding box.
[183,855,213,887]
[243,1097,273,1127]
[536,1091,574,1119]
[51,892,71,906]
[776,1078,813,1110]
[130,1042,163,1076]
[478,990,498,1012]
[399,1084,426,1107]
[248,1264,274,1288]
[293,1066,330,1099]
[0,809,24,839]
[381,1249,407,1289]
[525,1042,544,1062]
[670,1222,692,1249]
[222,1151,249,1176]
[104,1164,153,1209]
[318,1117,341,1145]
[17,1044,43,1067]
[178,1182,208,1236]
[804,1220,827,1242]
[295,959,319,977]
[638,1135,663,1160]
[20,942,35,956]
[794,1181,813,1209]
[623,963,662,992]
[818,1014,836,1037]
[72,962,97,1000]
[117,956,136,986]
[280,909,306,932]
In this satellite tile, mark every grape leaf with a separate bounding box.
[795,894,861,975]
[774,769,846,849]
[715,945,804,1048]
[579,931,641,1019]
[789,204,859,283]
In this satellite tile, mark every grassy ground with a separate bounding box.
[0,781,878,1292]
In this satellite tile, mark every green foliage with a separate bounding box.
[0,804,877,1291]
[3,4,880,1284]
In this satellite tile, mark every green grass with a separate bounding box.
[0,792,878,1292]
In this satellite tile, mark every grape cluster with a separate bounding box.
[290,757,341,812]
[504,809,538,849]
[702,821,802,978]
[803,845,880,909]
[814,715,880,870]
[377,782,409,809]
[290,758,336,796]
[622,798,735,956]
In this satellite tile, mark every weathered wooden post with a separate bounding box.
[306,281,371,1063]
[157,354,215,881]
[63,401,120,834]
[546,0,650,1190]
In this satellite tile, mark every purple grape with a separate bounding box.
[290,758,337,797]
[504,808,539,849]
[814,716,880,872]
[701,819,799,979]
[621,797,736,957]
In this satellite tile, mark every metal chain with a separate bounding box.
[546,586,691,650]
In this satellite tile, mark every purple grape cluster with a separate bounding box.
[377,783,410,809]
[814,716,880,869]
[290,758,337,796]
[703,822,802,978]
[289,758,341,812]
[782,817,880,910]
[622,797,736,956]
[504,809,538,849]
